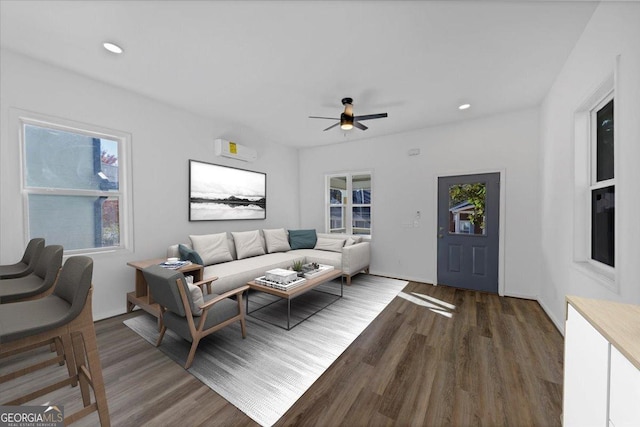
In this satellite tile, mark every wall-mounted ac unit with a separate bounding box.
[214,138,257,162]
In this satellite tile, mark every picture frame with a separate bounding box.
[189,160,266,221]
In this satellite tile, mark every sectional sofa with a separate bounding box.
[167,228,370,295]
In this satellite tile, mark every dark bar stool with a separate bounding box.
[0,245,63,303]
[0,237,45,279]
[0,256,111,426]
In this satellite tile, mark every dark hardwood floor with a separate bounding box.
[1,281,564,426]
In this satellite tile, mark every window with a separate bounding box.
[21,116,131,254]
[590,96,614,268]
[448,183,487,236]
[326,172,372,235]
[572,68,617,289]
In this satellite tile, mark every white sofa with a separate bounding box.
[167,229,370,295]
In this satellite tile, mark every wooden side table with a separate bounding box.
[126,258,204,319]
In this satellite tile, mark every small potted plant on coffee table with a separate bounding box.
[292,260,304,277]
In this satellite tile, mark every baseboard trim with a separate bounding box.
[537,297,565,335]
[369,270,435,285]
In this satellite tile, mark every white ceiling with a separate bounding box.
[0,1,599,147]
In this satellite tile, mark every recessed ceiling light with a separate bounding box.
[103,42,123,54]
[458,103,471,110]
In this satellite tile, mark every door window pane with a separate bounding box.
[326,172,372,236]
[329,176,347,233]
[448,183,486,235]
[329,176,347,204]
[330,207,345,233]
[352,207,371,235]
[596,99,614,182]
[591,186,614,267]
[352,175,371,204]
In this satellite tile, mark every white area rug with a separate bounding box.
[124,275,407,426]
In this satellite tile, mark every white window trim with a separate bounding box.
[590,93,615,187]
[572,63,619,292]
[17,110,134,256]
[588,92,615,274]
[325,171,372,236]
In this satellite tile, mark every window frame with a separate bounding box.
[588,91,615,273]
[571,67,618,292]
[19,112,133,255]
[325,171,372,236]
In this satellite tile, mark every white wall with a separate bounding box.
[298,108,541,299]
[538,2,640,331]
[0,49,300,320]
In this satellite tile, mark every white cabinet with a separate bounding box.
[563,296,640,427]
[563,305,610,427]
[609,346,640,427]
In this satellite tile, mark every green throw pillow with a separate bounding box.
[288,229,317,249]
[178,244,204,265]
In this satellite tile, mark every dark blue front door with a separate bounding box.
[437,173,500,293]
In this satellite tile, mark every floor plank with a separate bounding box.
[1,281,564,426]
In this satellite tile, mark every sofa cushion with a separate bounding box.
[344,237,356,247]
[287,249,342,270]
[226,233,238,260]
[186,279,204,316]
[203,252,304,294]
[189,233,233,266]
[317,232,362,244]
[314,236,345,253]
[263,228,291,253]
[288,229,317,250]
[232,230,266,260]
[178,244,204,265]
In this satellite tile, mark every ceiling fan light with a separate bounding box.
[340,112,354,130]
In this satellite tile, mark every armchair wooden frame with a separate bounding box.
[157,276,249,370]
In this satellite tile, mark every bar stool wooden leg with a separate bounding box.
[64,303,110,426]
[83,327,110,427]
[60,333,78,387]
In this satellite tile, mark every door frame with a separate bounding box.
[433,168,506,296]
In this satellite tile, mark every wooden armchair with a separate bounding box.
[142,265,249,369]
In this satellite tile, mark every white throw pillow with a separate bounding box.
[344,237,356,247]
[189,233,233,266]
[232,230,266,259]
[186,280,204,316]
[314,236,346,253]
[263,228,291,253]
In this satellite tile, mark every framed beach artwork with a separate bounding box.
[189,160,266,221]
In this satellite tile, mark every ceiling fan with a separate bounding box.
[309,97,388,131]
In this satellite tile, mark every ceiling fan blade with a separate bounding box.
[323,122,341,131]
[354,113,388,121]
[309,116,339,120]
[353,121,368,131]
